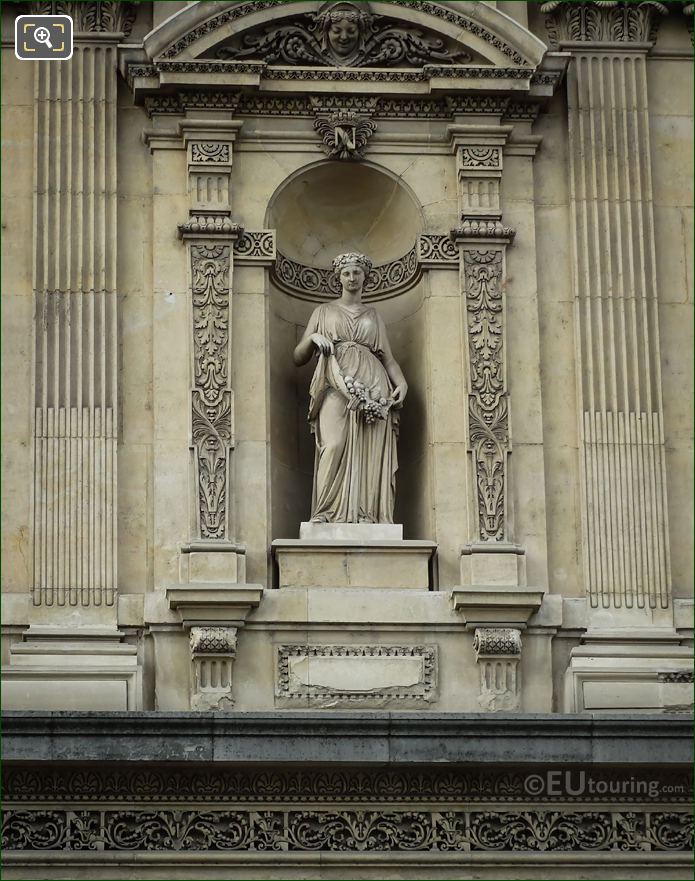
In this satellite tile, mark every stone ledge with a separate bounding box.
[3,711,692,765]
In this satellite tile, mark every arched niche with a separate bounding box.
[265,161,432,541]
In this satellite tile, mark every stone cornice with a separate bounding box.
[3,711,693,764]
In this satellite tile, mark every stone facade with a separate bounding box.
[1,1,693,878]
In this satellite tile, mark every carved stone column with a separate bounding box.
[30,4,136,612]
[542,0,693,709]
[473,627,522,712]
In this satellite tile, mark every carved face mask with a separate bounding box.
[327,17,360,59]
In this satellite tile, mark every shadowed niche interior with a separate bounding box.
[266,161,432,545]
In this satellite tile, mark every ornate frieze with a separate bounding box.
[6,763,691,804]
[189,245,234,541]
[541,0,667,46]
[3,808,691,852]
[29,1,138,34]
[143,93,537,121]
[273,246,419,303]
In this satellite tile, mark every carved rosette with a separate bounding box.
[189,626,238,711]
[473,627,522,712]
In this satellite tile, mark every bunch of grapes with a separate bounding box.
[343,375,389,424]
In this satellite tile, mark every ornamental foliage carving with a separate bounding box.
[29,0,138,34]
[3,809,692,852]
[541,0,667,46]
[4,765,691,803]
[190,245,233,540]
[460,147,502,170]
[464,250,509,542]
[213,1,471,67]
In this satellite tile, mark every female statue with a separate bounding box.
[293,253,408,524]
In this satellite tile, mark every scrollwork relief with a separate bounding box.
[460,147,502,169]
[3,809,692,852]
[463,250,509,542]
[213,1,471,67]
[417,235,459,265]
[190,245,233,540]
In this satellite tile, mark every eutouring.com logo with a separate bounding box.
[524,771,685,800]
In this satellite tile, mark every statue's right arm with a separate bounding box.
[293,309,333,365]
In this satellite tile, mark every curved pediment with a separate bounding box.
[144,0,547,69]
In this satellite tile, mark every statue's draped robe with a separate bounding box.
[305,303,399,523]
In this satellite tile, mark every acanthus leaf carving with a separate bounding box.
[463,249,509,543]
[30,1,139,35]
[190,245,233,540]
[541,0,667,46]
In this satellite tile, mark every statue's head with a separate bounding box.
[317,1,371,63]
[333,252,372,295]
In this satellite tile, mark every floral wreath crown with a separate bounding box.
[332,252,373,276]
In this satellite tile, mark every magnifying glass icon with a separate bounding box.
[34,25,53,49]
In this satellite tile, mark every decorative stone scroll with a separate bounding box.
[189,626,238,711]
[3,807,691,853]
[473,627,522,713]
[213,0,472,67]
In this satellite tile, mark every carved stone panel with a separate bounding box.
[276,645,437,708]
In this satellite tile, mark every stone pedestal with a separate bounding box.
[272,539,437,590]
[564,630,694,713]
[1,626,142,711]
